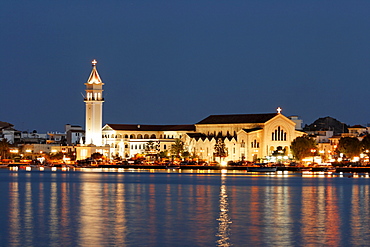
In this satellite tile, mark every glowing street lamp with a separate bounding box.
[311,149,316,164]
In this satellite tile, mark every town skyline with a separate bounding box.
[2,1,370,133]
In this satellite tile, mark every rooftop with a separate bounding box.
[197,113,278,125]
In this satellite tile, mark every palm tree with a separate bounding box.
[170,139,185,158]
[0,138,11,160]
[145,141,158,161]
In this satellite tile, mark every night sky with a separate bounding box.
[2,1,370,133]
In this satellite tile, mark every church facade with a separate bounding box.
[186,113,305,162]
[75,60,304,162]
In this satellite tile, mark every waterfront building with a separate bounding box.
[75,61,304,162]
[0,121,20,144]
[75,60,110,160]
[185,111,305,162]
[84,59,104,146]
[103,109,305,162]
[102,124,195,158]
[46,131,66,144]
[65,124,84,145]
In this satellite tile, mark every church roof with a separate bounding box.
[105,124,195,132]
[187,133,208,139]
[197,113,278,125]
[87,59,102,84]
[242,127,263,133]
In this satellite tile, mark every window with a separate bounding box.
[272,126,287,141]
[251,139,260,148]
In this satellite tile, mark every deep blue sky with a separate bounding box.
[1,1,370,133]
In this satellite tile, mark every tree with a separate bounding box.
[91,152,103,160]
[290,136,317,161]
[145,141,158,161]
[158,150,169,159]
[337,137,361,159]
[145,141,155,153]
[182,151,191,159]
[362,135,370,152]
[170,139,185,158]
[272,146,286,156]
[214,138,228,163]
[0,138,10,159]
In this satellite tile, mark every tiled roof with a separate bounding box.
[106,124,195,131]
[197,113,278,124]
[0,121,14,130]
[349,125,366,128]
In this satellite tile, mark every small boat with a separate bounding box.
[166,165,180,169]
[247,164,277,172]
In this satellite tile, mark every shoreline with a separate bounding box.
[2,163,370,173]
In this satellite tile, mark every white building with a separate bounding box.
[84,59,104,146]
[76,60,110,160]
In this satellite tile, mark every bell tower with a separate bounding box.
[84,59,104,145]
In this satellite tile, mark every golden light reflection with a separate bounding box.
[79,175,105,246]
[216,174,232,246]
[8,181,20,245]
[23,182,34,245]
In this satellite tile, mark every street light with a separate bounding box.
[311,149,316,164]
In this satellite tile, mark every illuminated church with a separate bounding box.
[77,60,304,162]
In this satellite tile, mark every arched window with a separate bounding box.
[125,134,129,138]
[144,134,149,139]
[137,134,143,139]
[272,126,286,141]
[150,134,156,139]
[130,134,135,139]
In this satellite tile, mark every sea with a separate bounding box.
[0,168,369,247]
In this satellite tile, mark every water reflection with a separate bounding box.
[216,174,232,246]
[3,170,370,246]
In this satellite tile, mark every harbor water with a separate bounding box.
[0,168,369,246]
